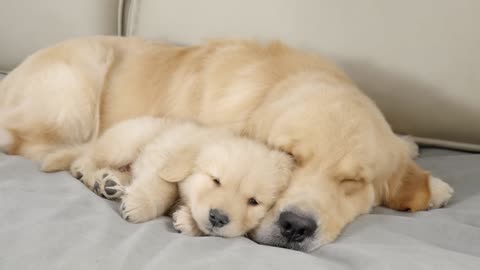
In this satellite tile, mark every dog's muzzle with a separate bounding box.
[278,211,317,243]
[249,208,319,252]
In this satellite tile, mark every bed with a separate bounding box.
[1,143,479,269]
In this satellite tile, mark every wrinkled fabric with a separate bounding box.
[1,147,479,269]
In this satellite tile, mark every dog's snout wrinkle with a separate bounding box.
[209,209,229,227]
[278,211,317,243]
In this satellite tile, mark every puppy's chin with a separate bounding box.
[189,208,211,234]
[190,207,230,237]
[194,218,215,235]
[195,219,233,237]
[198,223,225,237]
[192,211,244,238]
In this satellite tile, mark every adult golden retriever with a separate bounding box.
[0,36,453,251]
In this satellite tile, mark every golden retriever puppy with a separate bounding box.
[57,116,293,237]
[0,37,453,251]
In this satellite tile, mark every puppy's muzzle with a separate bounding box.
[209,209,229,227]
[278,211,317,243]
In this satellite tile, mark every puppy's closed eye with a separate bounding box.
[248,198,259,206]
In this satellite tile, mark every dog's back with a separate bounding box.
[0,37,348,161]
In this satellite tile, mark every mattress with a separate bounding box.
[1,148,479,270]
[1,71,479,269]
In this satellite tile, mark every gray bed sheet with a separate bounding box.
[1,148,479,270]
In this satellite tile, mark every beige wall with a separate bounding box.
[0,0,119,71]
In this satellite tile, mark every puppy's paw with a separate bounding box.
[172,205,203,236]
[120,190,157,223]
[428,176,454,209]
[93,169,127,200]
[70,158,95,189]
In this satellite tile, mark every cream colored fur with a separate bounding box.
[57,116,293,238]
[0,36,453,251]
[0,127,13,152]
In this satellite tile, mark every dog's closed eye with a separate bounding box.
[212,177,221,186]
[340,178,365,195]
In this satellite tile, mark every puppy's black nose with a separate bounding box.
[278,211,317,242]
[209,209,229,227]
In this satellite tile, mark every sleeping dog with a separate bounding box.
[0,37,453,251]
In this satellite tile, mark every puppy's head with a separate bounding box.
[179,138,293,238]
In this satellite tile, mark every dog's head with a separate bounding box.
[177,138,294,238]
[248,75,433,251]
[250,155,432,251]
[249,162,377,251]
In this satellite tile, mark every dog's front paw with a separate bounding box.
[120,189,157,223]
[429,176,454,209]
[172,205,203,236]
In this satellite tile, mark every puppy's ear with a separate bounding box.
[383,159,431,212]
[159,148,197,183]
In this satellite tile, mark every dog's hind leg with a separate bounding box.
[0,41,114,162]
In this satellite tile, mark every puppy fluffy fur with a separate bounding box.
[0,37,453,251]
[55,117,293,238]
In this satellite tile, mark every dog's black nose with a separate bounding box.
[278,211,317,242]
[209,209,229,227]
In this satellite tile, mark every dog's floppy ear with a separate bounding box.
[271,150,295,187]
[383,159,431,212]
[158,147,197,183]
